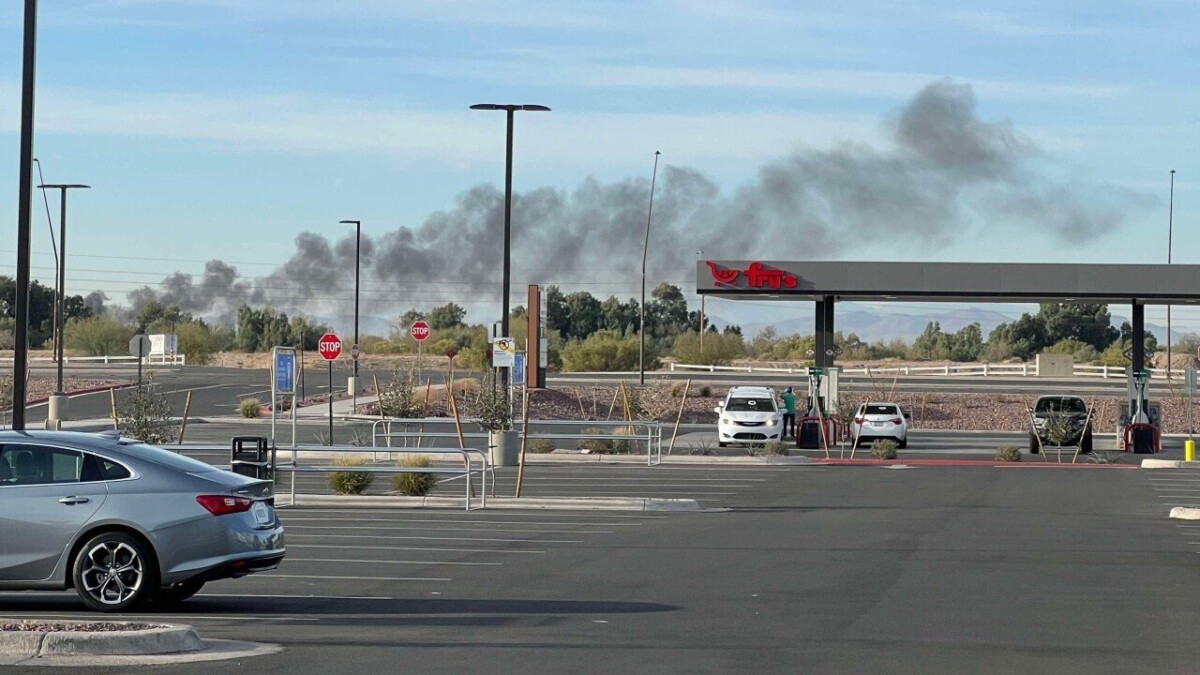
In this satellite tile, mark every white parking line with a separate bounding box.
[198,593,395,600]
[505,477,769,482]
[284,525,615,535]
[1158,496,1200,499]
[280,518,645,527]
[287,543,546,554]
[489,484,758,488]
[0,611,319,622]
[259,574,452,582]
[286,533,584,544]
[283,558,501,566]
[280,509,669,520]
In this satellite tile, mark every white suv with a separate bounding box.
[715,386,783,447]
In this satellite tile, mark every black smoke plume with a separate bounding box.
[127,80,1140,320]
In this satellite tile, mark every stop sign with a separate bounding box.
[410,320,431,342]
[318,333,342,361]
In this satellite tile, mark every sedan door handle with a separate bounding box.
[58,496,90,505]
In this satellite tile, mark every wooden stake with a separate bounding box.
[575,387,587,418]
[176,391,193,444]
[1072,399,1097,464]
[445,387,474,497]
[417,377,432,448]
[815,404,830,459]
[109,387,119,430]
[667,379,691,455]
[619,382,633,421]
[373,374,384,418]
[515,388,531,498]
[606,388,620,420]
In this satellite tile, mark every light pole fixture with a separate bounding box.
[340,220,361,408]
[639,151,661,385]
[33,158,59,360]
[470,103,550,396]
[1168,169,1176,377]
[38,182,90,425]
[12,0,39,431]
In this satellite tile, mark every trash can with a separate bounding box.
[796,418,823,449]
[231,436,272,480]
[488,430,520,467]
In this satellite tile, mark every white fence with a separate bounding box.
[0,355,186,365]
[668,362,1181,380]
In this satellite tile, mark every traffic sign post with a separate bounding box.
[411,320,430,378]
[318,333,341,445]
[129,334,151,387]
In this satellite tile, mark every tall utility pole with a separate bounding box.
[1167,169,1176,378]
[638,151,661,385]
[12,0,39,431]
[698,250,706,354]
[340,220,361,408]
[39,183,90,427]
[469,103,550,397]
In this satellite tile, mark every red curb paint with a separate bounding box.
[809,458,1137,469]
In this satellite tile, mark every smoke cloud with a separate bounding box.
[128,79,1138,320]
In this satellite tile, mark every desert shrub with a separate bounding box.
[579,427,633,454]
[392,455,436,495]
[380,366,423,419]
[239,397,262,418]
[669,331,745,366]
[870,439,899,460]
[670,381,685,397]
[64,317,130,356]
[329,455,374,495]
[527,439,556,454]
[699,384,713,398]
[1043,339,1098,363]
[560,330,644,372]
[116,377,179,445]
[0,373,11,411]
[1089,451,1123,465]
[1043,414,1076,446]
[994,446,1021,462]
[761,441,789,456]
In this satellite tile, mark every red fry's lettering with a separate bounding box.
[708,261,797,289]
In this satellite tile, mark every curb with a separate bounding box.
[1169,506,1200,520]
[26,382,134,407]
[531,454,816,466]
[0,623,202,658]
[278,494,704,512]
[1141,459,1183,469]
[810,457,1137,468]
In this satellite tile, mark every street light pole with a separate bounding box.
[12,0,39,431]
[470,103,550,398]
[639,151,661,386]
[1168,169,1176,378]
[38,184,89,426]
[340,220,361,409]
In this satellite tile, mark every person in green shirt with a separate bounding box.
[780,387,797,439]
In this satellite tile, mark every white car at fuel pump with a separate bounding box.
[850,402,910,448]
[715,386,783,447]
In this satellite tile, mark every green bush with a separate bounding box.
[64,317,130,356]
[392,455,436,495]
[527,439,556,454]
[116,377,179,445]
[669,331,745,367]
[175,322,234,365]
[1043,339,1098,363]
[329,455,375,495]
[238,397,262,418]
[994,446,1021,462]
[560,330,644,372]
[870,439,899,460]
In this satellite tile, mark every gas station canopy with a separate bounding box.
[697,260,1200,305]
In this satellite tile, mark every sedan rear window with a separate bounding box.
[864,405,899,415]
[1036,398,1086,414]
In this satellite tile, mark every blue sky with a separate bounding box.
[1,0,1197,335]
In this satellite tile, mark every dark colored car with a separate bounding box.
[1029,396,1092,454]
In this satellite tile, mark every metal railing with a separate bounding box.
[176,442,489,511]
[515,419,663,467]
[366,416,664,467]
[0,354,186,365]
[669,362,1186,380]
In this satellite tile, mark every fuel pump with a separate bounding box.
[1120,370,1160,453]
[796,368,836,449]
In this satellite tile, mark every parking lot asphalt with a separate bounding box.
[3,463,1200,674]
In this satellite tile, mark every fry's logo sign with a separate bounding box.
[706,261,798,289]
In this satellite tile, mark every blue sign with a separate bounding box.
[274,350,295,395]
[513,352,526,386]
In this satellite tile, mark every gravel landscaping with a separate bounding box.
[0,621,163,633]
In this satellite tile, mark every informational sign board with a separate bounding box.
[350,344,361,360]
[274,348,296,395]
[513,352,526,385]
[149,333,177,357]
[492,337,516,368]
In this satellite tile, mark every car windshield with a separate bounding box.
[864,405,898,415]
[725,397,776,412]
[122,443,218,473]
[1036,398,1086,414]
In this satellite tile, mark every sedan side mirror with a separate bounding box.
[713,406,722,414]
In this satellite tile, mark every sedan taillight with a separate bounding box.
[196,495,254,516]
[854,417,864,424]
[890,418,903,425]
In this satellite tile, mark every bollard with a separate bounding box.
[1186,439,1195,463]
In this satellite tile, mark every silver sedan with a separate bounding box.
[0,430,284,612]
